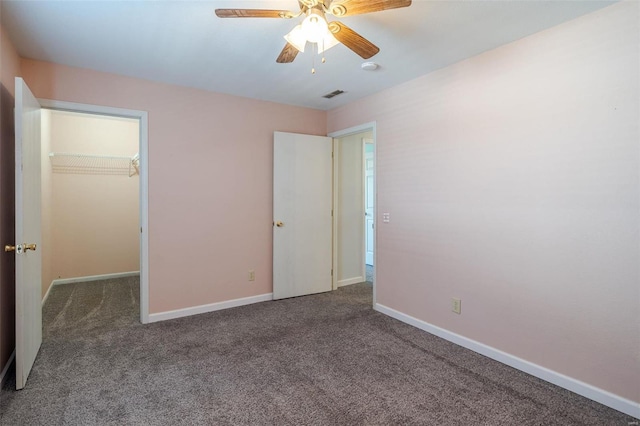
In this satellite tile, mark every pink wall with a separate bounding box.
[0,23,20,380]
[0,25,20,97]
[46,110,140,284]
[328,2,639,404]
[20,59,327,314]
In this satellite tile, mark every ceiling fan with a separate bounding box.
[215,0,412,64]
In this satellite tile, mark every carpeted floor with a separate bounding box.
[0,277,634,425]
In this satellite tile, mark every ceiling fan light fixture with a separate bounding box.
[285,9,339,55]
[216,0,413,64]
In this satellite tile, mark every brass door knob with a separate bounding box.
[25,244,37,251]
[4,245,15,252]
[275,221,284,227]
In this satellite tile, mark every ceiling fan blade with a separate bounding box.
[328,0,411,17]
[276,43,300,63]
[215,9,295,18]
[328,22,379,59]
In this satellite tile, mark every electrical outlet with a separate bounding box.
[451,298,461,314]
[248,270,255,281]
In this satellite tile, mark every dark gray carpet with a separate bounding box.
[0,277,635,425]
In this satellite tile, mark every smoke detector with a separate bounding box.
[361,62,379,71]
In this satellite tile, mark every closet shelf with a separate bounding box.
[49,152,140,176]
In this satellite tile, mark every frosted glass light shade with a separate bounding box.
[301,12,328,43]
[317,33,339,53]
[284,25,306,52]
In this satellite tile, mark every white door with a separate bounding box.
[13,78,42,390]
[364,141,374,266]
[273,131,332,300]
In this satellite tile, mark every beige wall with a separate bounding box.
[0,22,20,380]
[42,110,139,292]
[327,2,639,404]
[20,59,328,314]
[336,131,372,285]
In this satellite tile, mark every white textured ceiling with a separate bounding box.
[2,0,615,110]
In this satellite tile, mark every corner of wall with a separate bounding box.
[0,22,22,93]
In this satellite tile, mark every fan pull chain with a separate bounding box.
[311,43,316,74]
[321,39,326,64]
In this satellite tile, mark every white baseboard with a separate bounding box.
[148,293,273,323]
[375,303,640,419]
[52,271,140,286]
[42,279,55,307]
[338,276,365,287]
[0,350,15,387]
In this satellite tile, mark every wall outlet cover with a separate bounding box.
[452,298,461,314]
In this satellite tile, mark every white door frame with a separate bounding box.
[363,137,374,267]
[38,99,150,324]
[328,122,377,305]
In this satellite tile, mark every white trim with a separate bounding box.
[38,99,150,324]
[329,122,377,305]
[375,303,640,419]
[338,277,365,287]
[41,280,54,307]
[328,122,377,139]
[52,271,140,286]
[362,137,374,274]
[0,350,15,387]
[148,293,274,323]
[331,138,339,291]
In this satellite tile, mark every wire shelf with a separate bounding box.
[49,152,140,176]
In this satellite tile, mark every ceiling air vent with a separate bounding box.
[322,90,345,99]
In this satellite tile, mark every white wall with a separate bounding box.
[328,1,639,411]
[336,131,372,286]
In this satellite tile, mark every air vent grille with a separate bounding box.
[322,90,345,99]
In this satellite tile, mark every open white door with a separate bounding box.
[13,77,42,389]
[273,131,332,300]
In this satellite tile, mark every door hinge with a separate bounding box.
[140,227,142,233]
[331,269,333,276]
[331,209,333,217]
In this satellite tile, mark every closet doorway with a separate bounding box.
[39,100,149,324]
